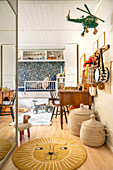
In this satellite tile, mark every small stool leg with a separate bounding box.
[27,128,30,137]
[22,131,24,135]
[20,131,22,140]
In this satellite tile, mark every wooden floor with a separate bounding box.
[0,115,15,145]
[2,114,113,170]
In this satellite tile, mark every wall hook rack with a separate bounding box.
[94,44,110,55]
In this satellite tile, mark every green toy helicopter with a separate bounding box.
[66,4,105,37]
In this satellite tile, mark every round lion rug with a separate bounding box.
[12,137,86,170]
[0,138,12,160]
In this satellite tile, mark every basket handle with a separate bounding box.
[105,128,109,136]
[99,128,109,136]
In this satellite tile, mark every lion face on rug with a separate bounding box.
[12,137,86,170]
[33,143,69,162]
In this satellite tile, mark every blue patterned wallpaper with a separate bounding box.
[18,62,64,86]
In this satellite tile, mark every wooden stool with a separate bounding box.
[16,115,31,141]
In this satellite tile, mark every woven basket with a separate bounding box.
[80,114,109,147]
[87,66,98,85]
[68,104,94,136]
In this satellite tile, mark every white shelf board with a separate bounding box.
[18,59,65,62]
[56,77,65,79]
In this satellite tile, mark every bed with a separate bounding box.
[18,80,57,93]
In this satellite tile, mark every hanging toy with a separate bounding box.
[66,4,104,37]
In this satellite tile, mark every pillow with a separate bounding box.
[42,77,50,89]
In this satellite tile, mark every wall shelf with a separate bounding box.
[18,49,65,62]
[18,59,65,62]
[56,77,65,90]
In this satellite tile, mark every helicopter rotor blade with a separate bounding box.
[77,7,89,14]
[92,15,105,22]
[77,5,104,22]
[84,4,92,15]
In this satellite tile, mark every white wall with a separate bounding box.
[0,1,16,89]
[78,0,113,150]
[0,1,16,45]
[65,43,78,87]
[0,46,1,86]
[2,45,16,89]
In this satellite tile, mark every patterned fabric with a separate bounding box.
[42,77,50,89]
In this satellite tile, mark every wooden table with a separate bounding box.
[0,90,15,121]
[58,90,92,129]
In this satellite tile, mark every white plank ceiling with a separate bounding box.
[18,0,100,49]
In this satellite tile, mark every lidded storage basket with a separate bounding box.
[68,104,94,136]
[80,114,109,147]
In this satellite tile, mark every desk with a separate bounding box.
[58,90,92,129]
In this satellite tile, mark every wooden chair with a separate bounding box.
[17,115,31,141]
[50,90,68,123]
[0,93,16,122]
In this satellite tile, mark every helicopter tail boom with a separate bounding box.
[68,18,83,23]
[66,10,83,23]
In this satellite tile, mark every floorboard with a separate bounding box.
[1,114,113,170]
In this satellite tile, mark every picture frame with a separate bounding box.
[98,32,105,49]
[80,53,86,77]
[93,40,98,53]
